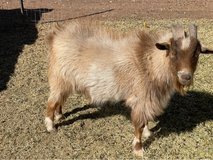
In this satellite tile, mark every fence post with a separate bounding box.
[19,0,25,15]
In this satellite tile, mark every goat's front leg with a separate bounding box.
[132,124,152,156]
[132,124,144,156]
[131,108,145,156]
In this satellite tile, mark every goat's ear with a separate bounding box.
[200,46,213,54]
[155,42,170,50]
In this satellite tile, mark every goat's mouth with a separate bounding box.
[178,78,192,86]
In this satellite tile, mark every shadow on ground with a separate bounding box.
[0,8,52,91]
[56,91,213,147]
[143,91,213,148]
[55,101,130,129]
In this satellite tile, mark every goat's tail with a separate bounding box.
[46,23,63,47]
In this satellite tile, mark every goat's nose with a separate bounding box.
[178,72,192,81]
[181,74,192,81]
[178,71,192,85]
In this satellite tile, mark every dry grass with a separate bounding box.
[0,19,212,159]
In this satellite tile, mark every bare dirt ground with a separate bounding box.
[2,0,213,22]
[0,0,213,159]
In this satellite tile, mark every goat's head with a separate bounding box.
[156,24,213,92]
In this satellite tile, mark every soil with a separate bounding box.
[2,0,213,22]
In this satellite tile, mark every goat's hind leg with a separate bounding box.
[54,104,63,121]
[45,78,71,132]
[45,93,70,132]
[45,99,59,132]
[54,95,70,122]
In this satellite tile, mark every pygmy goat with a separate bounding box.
[45,21,213,156]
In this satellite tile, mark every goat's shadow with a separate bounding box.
[56,91,213,147]
[143,91,213,148]
[0,8,52,91]
[55,101,130,128]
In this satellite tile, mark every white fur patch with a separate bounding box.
[142,125,152,138]
[45,117,54,132]
[158,32,173,43]
[181,38,191,50]
[177,69,192,76]
[87,63,119,102]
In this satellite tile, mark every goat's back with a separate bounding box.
[48,21,141,103]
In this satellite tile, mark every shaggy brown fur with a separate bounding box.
[45,21,213,156]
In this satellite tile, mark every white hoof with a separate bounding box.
[45,117,55,132]
[142,125,152,138]
[132,137,144,157]
[133,148,144,157]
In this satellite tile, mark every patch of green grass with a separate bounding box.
[0,19,212,159]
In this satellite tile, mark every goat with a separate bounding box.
[45,21,213,156]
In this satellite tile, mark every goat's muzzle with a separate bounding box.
[177,71,192,86]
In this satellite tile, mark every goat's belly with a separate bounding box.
[74,67,122,103]
[82,77,121,104]
[89,85,121,104]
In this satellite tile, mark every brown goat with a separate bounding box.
[45,21,213,156]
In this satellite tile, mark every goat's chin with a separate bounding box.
[178,79,192,87]
[174,80,187,96]
[175,79,193,95]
